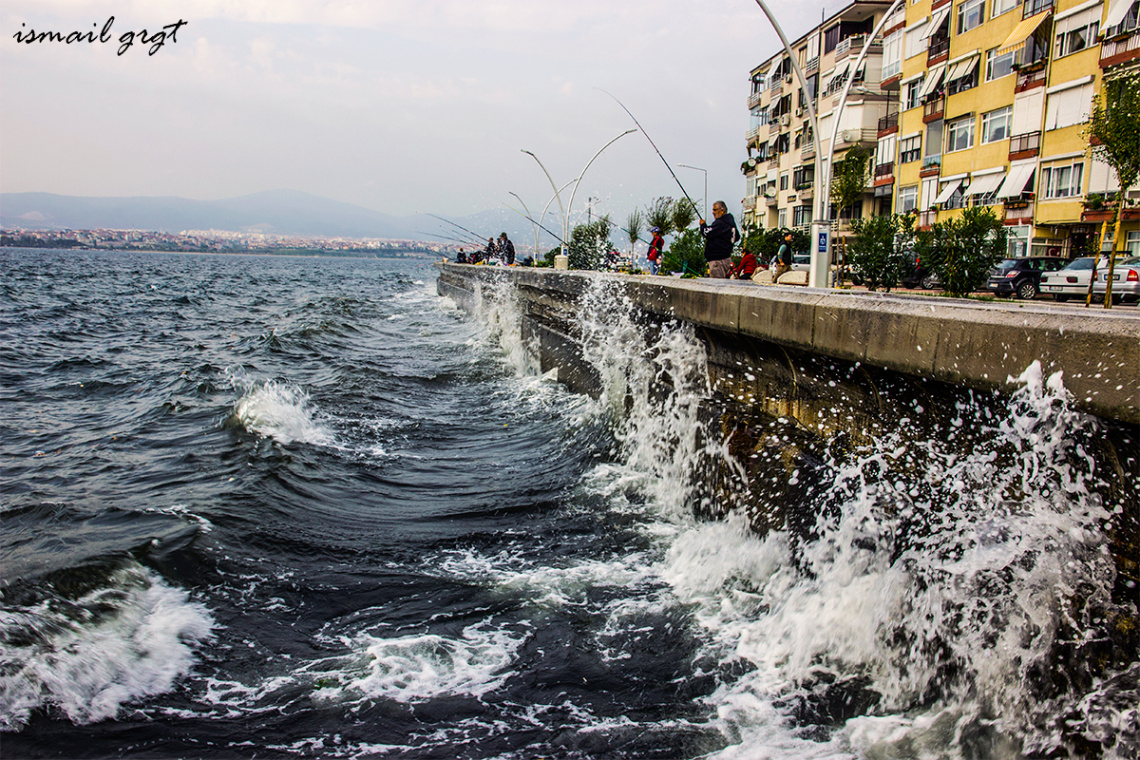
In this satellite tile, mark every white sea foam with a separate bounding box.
[304,621,527,706]
[0,563,215,729]
[228,377,333,446]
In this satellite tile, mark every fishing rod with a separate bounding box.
[597,88,703,221]
[426,213,491,246]
[502,202,566,245]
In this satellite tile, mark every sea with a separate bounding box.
[1,248,1136,759]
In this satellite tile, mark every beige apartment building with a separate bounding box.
[744,0,1140,258]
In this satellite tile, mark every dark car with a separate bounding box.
[986,257,1067,299]
[899,255,940,290]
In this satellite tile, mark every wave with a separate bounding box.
[225,377,334,446]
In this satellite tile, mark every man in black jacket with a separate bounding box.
[699,201,739,279]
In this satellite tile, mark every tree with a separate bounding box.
[1086,72,1140,308]
[567,215,613,270]
[829,144,873,219]
[846,213,915,292]
[914,206,1008,297]
[671,198,698,233]
[646,197,675,237]
[660,227,706,277]
[626,208,644,260]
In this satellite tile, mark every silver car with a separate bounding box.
[1093,255,1140,303]
[1039,257,1104,302]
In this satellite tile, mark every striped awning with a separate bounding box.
[1105,0,1135,28]
[921,6,952,38]
[996,11,1052,56]
[963,172,1006,197]
[997,162,1036,198]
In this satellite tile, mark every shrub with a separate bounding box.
[661,227,706,276]
[567,216,613,270]
[914,207,1008,297]
[846,213,915,292]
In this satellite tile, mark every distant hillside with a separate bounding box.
[0,190,549,247]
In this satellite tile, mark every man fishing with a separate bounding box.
[698,201,739,279]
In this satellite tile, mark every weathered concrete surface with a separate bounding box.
[438,264,1139,425]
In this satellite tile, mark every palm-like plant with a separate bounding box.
[626,208,644,257]
[646,197,674,236]
[671,198,697,232]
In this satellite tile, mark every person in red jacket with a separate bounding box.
[731,247,758,280]
[646,227,665,275]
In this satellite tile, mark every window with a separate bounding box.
[1106,1,1140,37]
[780,172,790,191]
[877,135,898,166]
[824,25,840,53]
[883,30,903,79]
[904,77,925,110]
[1042,162,1084,198]
[1045,81,1094,130]
[905,22,929,58]
[898,185,919,213]
[986,47,1016,81]
[981,106,1012,143]
[751,107,770,128]
[921,176,939,208]
[778,208,787,227]
[1055,7,1100,57]
[793,205,814,227]
[900,135,922,163]
[925,121,944,157]
[958,0,984,33]
[992,0,1020,17]
[1127,230,1140,256]
[793,165,815,189]
[946,115,974,152]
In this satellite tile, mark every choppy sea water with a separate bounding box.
[1,248,1136,759]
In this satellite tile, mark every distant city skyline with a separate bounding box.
[1,0,836,225]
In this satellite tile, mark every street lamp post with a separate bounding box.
[524,129,636,269]
[678,164,708,221]
[750,0,902,288]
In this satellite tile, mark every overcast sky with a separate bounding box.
[2,0,834,225]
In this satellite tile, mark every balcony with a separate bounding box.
[1023,0,1053,18]
[920,155,942,176]
[874,162,895,183]
[927,37,950,65]
[1101,31,1140,68]
[801,141,816,160]
[1008,131,1040,160]
[877,113,900,136]
[835,34,882,62]
[805,55,819,74]
[923,96,945,123]
[918,209,938,228]
[1004,199,1034,224]
[748,91,764,109]
[1014,62,1047,92]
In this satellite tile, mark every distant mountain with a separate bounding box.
[0,190,547,247]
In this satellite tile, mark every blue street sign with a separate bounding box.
[817,230,829,253]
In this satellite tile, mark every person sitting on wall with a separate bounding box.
[731,247,758,280]
[773,232,793,282]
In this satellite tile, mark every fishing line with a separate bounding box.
[596,88,703,220]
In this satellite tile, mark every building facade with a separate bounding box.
[745,0,1140,258]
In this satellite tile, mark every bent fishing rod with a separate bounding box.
[427,213,493,246]
[502,203,566,246]
[597,88,703,221]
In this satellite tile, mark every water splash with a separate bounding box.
[226,376,334,446]
[0,562,215,730]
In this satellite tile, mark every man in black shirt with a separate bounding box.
[699,201,739,279]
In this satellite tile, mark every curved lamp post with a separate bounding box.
[523,128,636,269]
[750,0,903,287]
[509,180,576,262]
[678,164,708,221]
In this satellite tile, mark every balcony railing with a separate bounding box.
[744,194,759,210]
[748,91,764,109]
[1004,199,1035,222]
[878,113,899,133]
[1015,64,1047,92]
[805,55,820,74]
[1008,130,1041,157]
[835,34,882,61]
[918,209,938,227]
[1101,31,1140,65]
[1023,0,1053,18]
[874,161,895,179]
[921,155,942,172]
[924,96,945,121]
[927,37,950,62]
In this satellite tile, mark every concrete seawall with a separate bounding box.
[438,263,1139,425]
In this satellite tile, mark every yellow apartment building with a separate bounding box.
[746,0,1140,258]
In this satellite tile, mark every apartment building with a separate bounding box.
[744,1,896,233]
[745,0,1140,257]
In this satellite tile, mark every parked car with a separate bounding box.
[1093,255,1140,303]
[792,253,811,271]
[986,257,1067,299]
[899,256,940,290]
[1038,257,1103,302]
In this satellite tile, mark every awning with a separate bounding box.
[996,11,1053,56]
[921,6,951,39]
[918,65,946,98]
[946,56,978,84]
[828,60,851,84]
[997,162,1036,198]
[963,172,1006,197]
[1105,0,1136,28]
[934,179,963,204]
